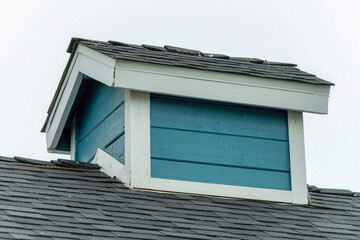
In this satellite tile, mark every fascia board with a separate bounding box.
[114,60,330,114]
[75,45,116,86]
[45,45,116,151]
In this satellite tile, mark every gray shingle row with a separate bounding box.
[67,38,333,86]
[0,155,359,240]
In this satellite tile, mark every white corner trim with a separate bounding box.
[288,111,308,204]
[124,90,150,188]
[114,60,330,114]
[45,45,116,151]
[124,89,132,173]
[92,148,130,185]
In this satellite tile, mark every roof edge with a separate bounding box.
[41,40,78,132]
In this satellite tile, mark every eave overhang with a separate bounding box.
[42,43,332,153]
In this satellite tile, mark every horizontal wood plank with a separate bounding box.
[77,105,125,162]
[106,134,125,164]
[151,158,291,190]
[151,127,290,172]
[150,94,291,190]
[151,95,288,140]
[77,86,124,141]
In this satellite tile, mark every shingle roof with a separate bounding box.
[1,155,359,240]
[69,37,333,86]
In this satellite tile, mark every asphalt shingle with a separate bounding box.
[0,155,359,240]
[68,38,333,86]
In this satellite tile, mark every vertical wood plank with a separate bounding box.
[288,111,308,204]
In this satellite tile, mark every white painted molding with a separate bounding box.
[44,45,116,152]
[46,69,83,151]
[125,91,150,188]
[114,60,330,114]
[76,45,116,87]
[288,111,308,204]
[92,148,130,185]
[138,178,293,203]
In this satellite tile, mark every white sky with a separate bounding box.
[0,0,359,191]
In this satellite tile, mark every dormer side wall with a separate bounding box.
[73,79,125,163]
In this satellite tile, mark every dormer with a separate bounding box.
[42,38,333,204]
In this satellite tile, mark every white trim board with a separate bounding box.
[44,45,116,152]
[114,60,330,114]
[126,90,308,204]
[288,111,308,204]
[92,148,130,185]
[124,91,151,187]
[137,178,293,203]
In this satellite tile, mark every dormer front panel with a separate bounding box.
[150,94,291,191]
[124,90,307,203]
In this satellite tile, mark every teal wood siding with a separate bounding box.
[75,80,125,163]
[150,95,291,190]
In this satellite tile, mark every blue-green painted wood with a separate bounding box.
[151,95,288,141]
[75,80,125,163]
[150,95,291,190]
[151,127,290,172]
[77,105,125,161]
[78,79,108,112]
[106,134,125,164]
[151,158,291,190]
[77,86,124,141]
[77,103,124,162]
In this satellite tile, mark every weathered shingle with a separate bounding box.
[0,155,359,240]
[68,37,333,86]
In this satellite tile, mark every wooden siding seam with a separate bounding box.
[150,94,291,190]
[77,101,125,143]
[151,94,286,112]
[151,157,290,173]
[104,131,125,148]
[81,131,124,163]
[150,126,289,142]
